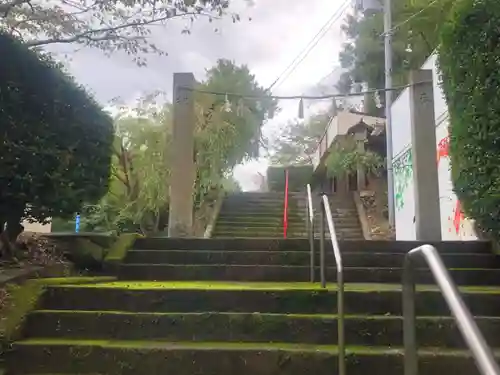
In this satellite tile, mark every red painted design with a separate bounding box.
[453,200,465,235]
[437,136,450,164]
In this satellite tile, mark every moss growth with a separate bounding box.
[54,281,500,294]
[105,233,140,264]
[0,277,114,343]
[67,238,106,271]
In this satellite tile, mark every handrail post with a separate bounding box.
[338,267,346,375]
[403,245,500,375]
[306,184,315,283]
[310,219,315,282]
[403,255,418,375]
[283,169,289,238]
[319,197,326,288]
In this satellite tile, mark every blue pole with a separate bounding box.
[75,214,80,233]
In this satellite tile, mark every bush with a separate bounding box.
[0,33,114,233]
[438,0,500,239]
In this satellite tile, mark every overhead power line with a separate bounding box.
[181,80,432,101]
[266,0,351,92]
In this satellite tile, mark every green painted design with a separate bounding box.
[393,149,413,211]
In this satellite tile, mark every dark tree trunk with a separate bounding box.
[0,205,25,259]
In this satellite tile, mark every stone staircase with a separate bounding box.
[7,237,500,375]
[213,192,364,240]
[310,193,364,240]
[213,192,305,238]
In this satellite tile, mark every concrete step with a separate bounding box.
[12,340,500,375]
[132,238,493,254]
[212,229,363,238]
[211,232,363,240]
[23,311,500,348]
[118,264,500,285]
[124,250,500,269]
[40,284,500,316]
[215,221,361,230]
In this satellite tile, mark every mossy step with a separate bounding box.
[124,250,500,269]
[23,310,500,348]
[118,263,500,285]
[39,282,500,316]
[9,340,500,375]
[132,238,492,254]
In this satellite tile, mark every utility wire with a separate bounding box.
[182,80,431,101]
[266,0,351,92]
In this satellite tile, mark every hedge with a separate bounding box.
[438,0,500,240]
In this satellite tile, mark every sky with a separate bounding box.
[50,0,351,190]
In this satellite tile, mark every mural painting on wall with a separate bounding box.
[436,134,474,238]
[393,148,413,211]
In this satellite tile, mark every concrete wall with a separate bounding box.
[391,53,478,240]
[22,219,52,233]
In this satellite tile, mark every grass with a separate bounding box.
[55,280,500,294]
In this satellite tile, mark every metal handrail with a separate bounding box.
[319,194,346,375]
[306,184,315,282]
[403,245,500,375]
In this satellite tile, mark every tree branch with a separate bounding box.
[24,11,219,47]
[0,0,31,17]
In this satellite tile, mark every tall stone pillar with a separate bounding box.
[409,69,441,241]
[168,73,196,237]
[354,130,367,190]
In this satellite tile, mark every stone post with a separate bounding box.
[354,130,367,190]
[168,73,196,237]
[409,69,441,241]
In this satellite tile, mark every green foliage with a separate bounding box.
[339,0,453,105]
[79,59,276,235]
[438,0,500,239]
[325,136,384,178]
[222,176,242,192]
[270,112,330,166]
[0,277,114,346]
[267,166,314,192]
[0,33,114,228]
[105,233,140,266]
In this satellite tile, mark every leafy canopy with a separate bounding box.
[325,135,384,178]
[0,0,242,63]
[338,0,453,108]
[80,59,277,234]
[438,0,500,239]
[0,33,114,225]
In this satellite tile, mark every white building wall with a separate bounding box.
[391,53,478,240]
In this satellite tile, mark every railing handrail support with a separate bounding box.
[306,184,315,283]
[403,244,500,375]
[320,194,346,375]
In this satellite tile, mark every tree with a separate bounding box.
[338,0,453,108]
[0,0,240,63]
[222,176,242,192]
[270,109,333,166]
[79,59,277,235]
[0,33,114,252]
[438,0,500,240]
